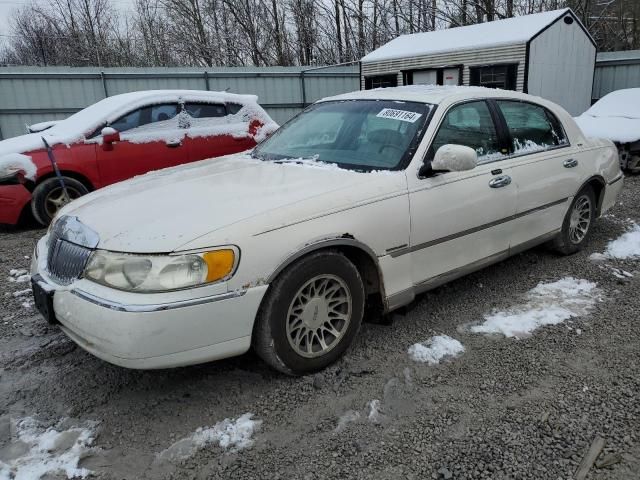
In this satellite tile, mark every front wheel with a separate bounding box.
[253,250,365,375]
[552,185,596,255]
[31,177,88,226]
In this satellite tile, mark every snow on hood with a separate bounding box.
[0,152,37,180]
[55,153,399,253]
[574,88,640,143]
[0,90,271,158]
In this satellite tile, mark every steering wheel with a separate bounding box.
[379,144,404,155]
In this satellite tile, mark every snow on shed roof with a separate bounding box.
[362,8,574,63]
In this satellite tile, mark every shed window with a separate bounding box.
[469,64,518,91]
[365,74,398,90]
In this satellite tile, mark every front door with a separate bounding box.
[407,100,516,288]
[95,103,187,185]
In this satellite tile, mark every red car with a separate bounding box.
[0,90,278,226]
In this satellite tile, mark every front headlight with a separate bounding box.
[83,248,237,292]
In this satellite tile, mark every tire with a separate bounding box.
[253,250,365,375]
[31,177,88,227]
[552,185,596,255]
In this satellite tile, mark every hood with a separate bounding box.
[58,154,405,253]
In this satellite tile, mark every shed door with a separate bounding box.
[443,68,460,86]
[412,69,438,85]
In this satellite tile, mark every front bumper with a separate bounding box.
[32,245,268,369]
[0,183,32,225]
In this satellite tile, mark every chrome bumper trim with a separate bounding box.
[70,288,247,312]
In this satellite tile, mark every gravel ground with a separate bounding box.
[1,176,639,480]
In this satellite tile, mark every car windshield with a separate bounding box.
[252,100,433,170]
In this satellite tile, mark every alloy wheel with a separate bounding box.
[285,274,352,358]
[569,195,592,244]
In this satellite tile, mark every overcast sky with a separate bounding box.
[0,0,135,39]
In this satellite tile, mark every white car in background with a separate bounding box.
[31,86,622,375]
[574,88,640,172]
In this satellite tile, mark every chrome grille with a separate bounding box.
[46,226,93,285]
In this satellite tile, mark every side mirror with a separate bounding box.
[431,144,478,172]
[101,127,120,151]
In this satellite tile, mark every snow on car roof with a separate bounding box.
[362,8,572,63]
[582,88,640,120]
[0,90,264,158]
[574,88,640,144]
[320,85,530,105]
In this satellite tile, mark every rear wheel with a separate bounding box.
[31,177,88,226]
[552,185,596,255]
[253,250,365,375]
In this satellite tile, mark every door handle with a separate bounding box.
[166,140,182,148]
[489,175,512,188]
[563,158,578,168]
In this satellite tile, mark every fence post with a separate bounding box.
[100,71,109,98]
[204,71,210,91]
[300,70,307,108]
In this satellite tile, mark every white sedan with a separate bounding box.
[31,86,623,374]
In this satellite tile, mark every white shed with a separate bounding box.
[360,8,596,115]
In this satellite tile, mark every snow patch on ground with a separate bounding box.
[598,223,640,260]
[157,413,261,462]
[8,269,30,283]
[334,411,361,433]
[470,277,601,338]
[408,335,465,364]
[0,417,97,480]
[367,400,382,423]
[0,153,37,180]
[334,399,385,432]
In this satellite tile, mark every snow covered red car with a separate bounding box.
[0,90,277,226]
[574,88,640,173]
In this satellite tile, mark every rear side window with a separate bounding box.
[227,103,243,115]
[496,101,568,155]
[429,100,502,163]
[184,103,226,119]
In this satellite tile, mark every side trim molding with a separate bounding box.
[385,229,561,312]
[389,197,568,257]
[70,289,247,312]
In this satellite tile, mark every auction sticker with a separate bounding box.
[376,108,422,123]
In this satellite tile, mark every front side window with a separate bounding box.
[109,103,178,133]
[497,100,568,155]
[253,100,432,171]
[429,101,502,163]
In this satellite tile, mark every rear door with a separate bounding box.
[492,100,578,246]
[95,103,187,185]
[182,102,257,164]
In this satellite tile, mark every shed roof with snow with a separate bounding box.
[360,8,596,115]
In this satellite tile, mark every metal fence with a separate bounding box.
[593,50,640,101]
[0,65,360,140]
[1,51,639,140]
